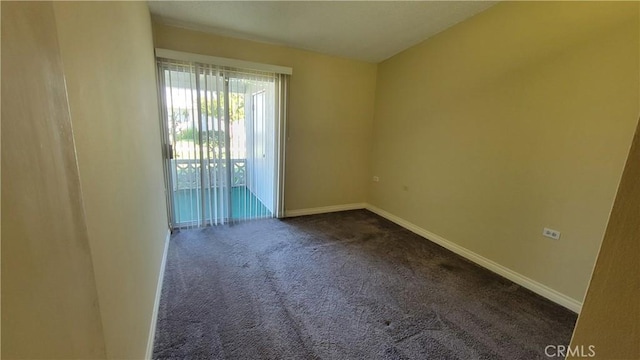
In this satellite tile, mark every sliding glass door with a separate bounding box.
[157,58,286,228]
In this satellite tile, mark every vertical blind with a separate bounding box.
[157,55,289,229]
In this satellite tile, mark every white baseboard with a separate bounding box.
[145,229,171,359]
[365,204,582,313]
[285,203,366,217]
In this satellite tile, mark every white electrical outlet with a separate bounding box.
[372,176,380,182]
[543,227,561,240]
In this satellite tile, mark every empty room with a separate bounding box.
[2,1,638,359]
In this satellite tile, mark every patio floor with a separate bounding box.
[173,186,271,225]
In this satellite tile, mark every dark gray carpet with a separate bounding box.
[153,210,577,359]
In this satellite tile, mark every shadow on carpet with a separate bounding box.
[153,210,576,359]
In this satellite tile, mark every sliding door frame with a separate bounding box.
[155,49,291,228]
[156,64,176,231]
[275,75,288,218]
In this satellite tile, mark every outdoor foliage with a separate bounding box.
[172,92,245,158]
[200,93,245,122]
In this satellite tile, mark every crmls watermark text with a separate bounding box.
[545,345,596,358]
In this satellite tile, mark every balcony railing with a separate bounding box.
[171,158,246,190]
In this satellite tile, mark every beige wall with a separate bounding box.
[2,1,167,358]
[369,1,639,303]
[152,23,377,211]
[53,2,169,359]
[1,1,3,355]
[1,2,106,358]
[568,119,639,359]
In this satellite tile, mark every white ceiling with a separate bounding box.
[148,1,498,63]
